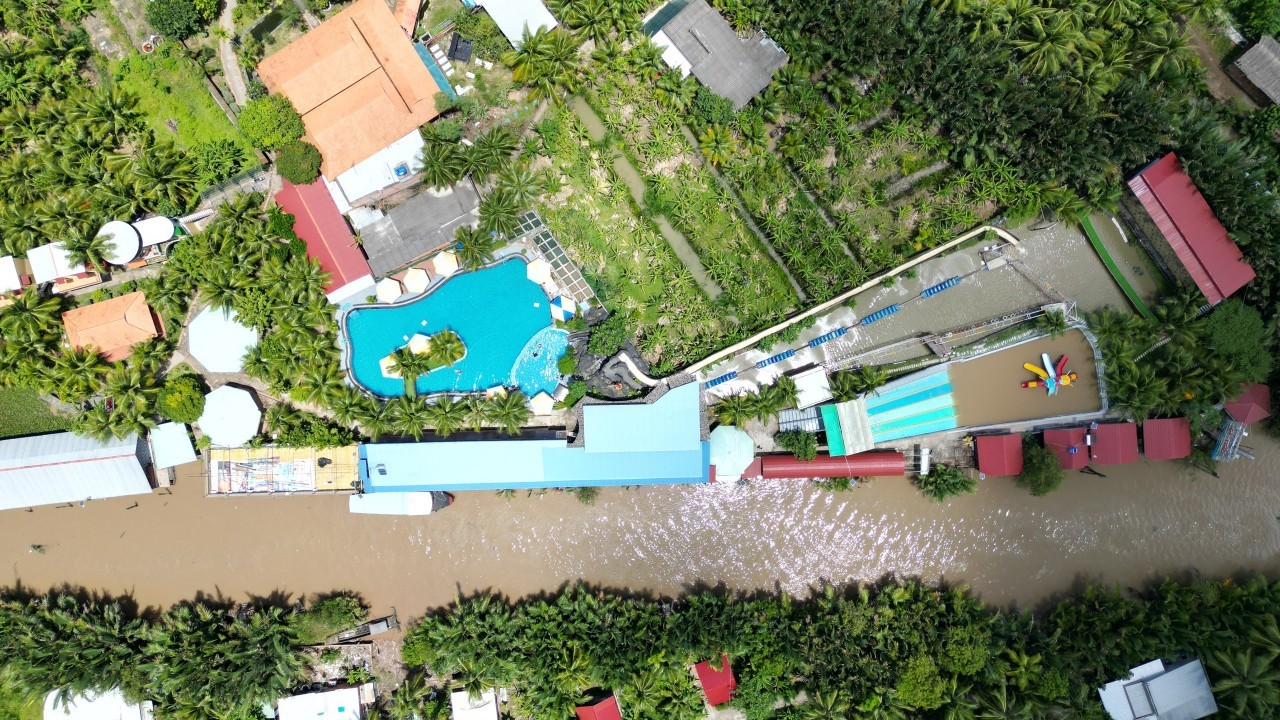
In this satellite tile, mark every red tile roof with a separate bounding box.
[275,180,372,296]
[975,434,1022,477]
[1142,418,1191,461]
[1090,422,1139,465]
[61,291,162,363]
[1226,383,1271,424]
[695,655,736,707]
[1043,428,1089,470]
[575,696,621,720]
[1127,153,1255,305]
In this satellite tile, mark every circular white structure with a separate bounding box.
[131,216,177,247]
[188,306,258,373]
[709,425,755,481]
[96,221,141,266]
[403,267,431,294]
[198,385,261,448]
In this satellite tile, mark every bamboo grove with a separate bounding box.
[404,577,1280,720]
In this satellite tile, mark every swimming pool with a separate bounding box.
[343,259,568,398]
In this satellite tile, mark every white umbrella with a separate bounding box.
[710,425,756,481]
[432,251,459,277]
[403,267,431,294]
[525,258,552,284]
[97,221,141,266]
[198,386,261,448]
[188,306,257,373]
[376,277,404,303]
[484,385,507,399]
[408,333,432,354]
[549,296,576,322]
[530,391,555,415]
[379,355,402,379]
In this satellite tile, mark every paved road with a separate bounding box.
[218,0,248,106]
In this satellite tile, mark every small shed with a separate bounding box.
[974,433,1023,477]
[27,242,85,284]
[0,255,24,293]
[278,687,362,720]
[574,696,622,720]
[694,654,736,707]
[1043,427,1088,470]
[1141,418,1191,461]
[149,423,196,470]
[1090,422,1139,465]
[1225,383,1271,424]
[1231,35,1280,105]
[448,33,474,62]
[1098,658,1217,720]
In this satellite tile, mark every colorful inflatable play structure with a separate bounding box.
[1021,353,1077,396]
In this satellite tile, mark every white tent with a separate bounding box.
[450,690,499,720]
[97,221,142,266]
[27,242,84,284]
[0,433,150,512]
[131,216,177,247]
[44,688,152,720]
[188,306,258,373]
[198,386,261,448]
[0,255,22,293]
[149,422,196,470]
[403,267,431,294]
[376,277,404,303]
[431,250,459,277]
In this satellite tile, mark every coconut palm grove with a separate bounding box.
[1,0,1280,716]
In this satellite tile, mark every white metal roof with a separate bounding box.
[476,0,557,48]
[131,216,176,247]
[333,129,425,208]
[27,242,85,284]
[97,221,141,266]
[277,688,362,720]
[44,689,152,720]
[149,422,196,470]
[451,690,499,720]
[198,386,261,448]
[0,432,150,512]
[793,366,833,409]
[1099,659,1218,720]
[0,255,21,293]
[188,306,258,373]
[348,491,439,515]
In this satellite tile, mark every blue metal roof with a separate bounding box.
[581,382,702,454]
[542,444,709,485]
[359,440,560,491]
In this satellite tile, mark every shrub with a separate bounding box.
[192,0,219,22]
[158,376,205,423]
[293,595,366,645]
[775,430,818,461]
[914,463,977,502]
[275,141,322,184]
[555,380,588,409]
[942,625,991,676]
[557,349,578,376]
[1017,444,1064,496]
[1228,0,1280,38]
[814,476,853,492]
[1205,299,1271,385]
[145,0,204,39]
[194,140,246,185]
[587,314,630,356]
[689,86,735,128]
[239,95,305,150]
[267,208,300,241]
[268,408,358,448]
[568,486,599,504]
[894,655,946,710]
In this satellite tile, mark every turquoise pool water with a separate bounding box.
[344,259,567,398]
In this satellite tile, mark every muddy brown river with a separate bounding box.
[2,433,1278,612]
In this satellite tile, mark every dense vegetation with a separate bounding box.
[402,578,1280,720]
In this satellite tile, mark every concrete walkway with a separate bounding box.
[218,0,248,106]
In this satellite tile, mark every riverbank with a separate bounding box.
[2,431,1277,612]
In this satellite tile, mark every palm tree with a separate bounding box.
[803,692,850,720]
[428,330,466,367]
[52,346,107,402]
[454,225,503,271]
[503,27,582,103]
[496,162,541,207]
[1037,310,1068,338]
[486,390,530,435]
[1012,13,1085,76]
[698,125,737,167]
[0,290,62,344]
[426,396,468,437]
[468,128,518,180]
[1209,649,1280,718]
[390,347,433,398]
[479,189,521,238]
[712,393,756,427]
[463,395,490,430]
[421,142,467,190]
[390,396,431,440]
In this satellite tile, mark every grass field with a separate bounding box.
[112,45,256,159]
[0,388,70,439]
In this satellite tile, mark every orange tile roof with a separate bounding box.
[257,0,442,178]
[61,291,161,363]
[395,0,423,34]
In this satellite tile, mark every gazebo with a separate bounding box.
[198,386,261,448]
[189,306,258,373]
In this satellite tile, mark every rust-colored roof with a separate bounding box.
[975,433,1023,477]
[1142,418,1191,461]
[61,291,161,363]
[1089,422,1139,465]
[257,0,441,178]
[1226,383,1271,424]
[1043,427,1088,470]
[395,0,422,34]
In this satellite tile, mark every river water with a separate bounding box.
[1,433,1277,612]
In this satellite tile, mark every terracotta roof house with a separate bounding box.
[1089,422,1139,466]
[1141,418,1191,461]
[1231,36,1280,105]
[694,655,736,707]
[975,433,1023,477]
[1225,383,1271,424]
[575,696,622,720]
[1126,154,1255,305]
[275,179,374,304]
[1043,427,1089,470]
[61,291,162,363]
[257,0,443,178]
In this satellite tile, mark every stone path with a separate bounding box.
[218,0,248,106]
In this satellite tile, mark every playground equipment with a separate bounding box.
[1021,354,1077,396]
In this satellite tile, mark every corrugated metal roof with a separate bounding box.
[582,382,702,454]
[1127,154,1255,305]
[759,451,905,479]
[975,433,1023,477]
[1146,659,1218,720]
[278,688,361,720]
[476,0,557,47]
[1141,418,1190,461]
[1225,383,1271,424]
[1043,427,1088,470]
[1090,422,1139,465]
[149,423,196,470]
[694,655,736,706]
[275,180,372,296]
[1234,36,1280,104]
[575,696,622,720]
[0,432,149,511]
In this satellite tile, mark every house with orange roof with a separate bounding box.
[61,292,163,363]
[257,0,443,183]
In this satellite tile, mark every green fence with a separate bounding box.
[1079,214,1152,319]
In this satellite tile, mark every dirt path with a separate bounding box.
[1187,23,1256,109]
[218,0,249,106]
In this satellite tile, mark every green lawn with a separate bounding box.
[112,45,256,159]
[0,388,70,439]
